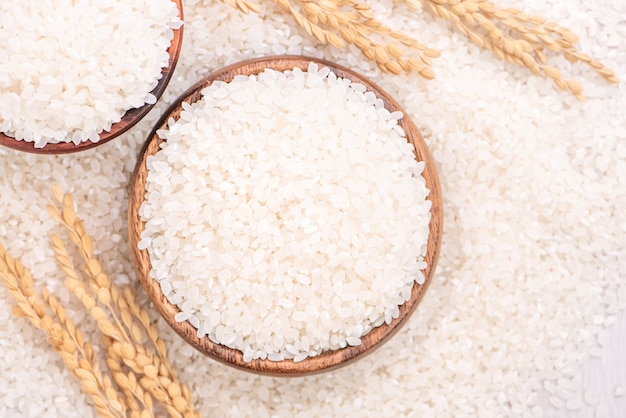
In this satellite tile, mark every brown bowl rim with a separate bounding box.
[128,55,443,377]
[0,0,184,155]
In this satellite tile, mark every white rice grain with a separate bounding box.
[0,0,182,147]
[0,0,624,416]
[140,66,431,361]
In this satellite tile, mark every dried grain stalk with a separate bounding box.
[0,246,126,418]
[277,0,440,78]
[224,0,617,98]
[0,186,201,418]
[415,0,617,99]
[48,187,200,418]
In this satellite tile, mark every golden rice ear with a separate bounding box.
[266,0,441,79]
[49,187,201,418]
[417,0,617,98]
[1,186,201,417]
[222,0,260,14]
[221,0,617,98]
[0,245,127,418]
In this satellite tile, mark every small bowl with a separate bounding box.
[0,0,184,155]
[128,55,443,376]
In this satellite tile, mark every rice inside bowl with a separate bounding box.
[0,0,182,147]
[138,63,432,362]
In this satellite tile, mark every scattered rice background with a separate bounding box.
[0,0,624,416]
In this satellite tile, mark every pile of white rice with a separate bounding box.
[0,0,624,416]
[138,63,431,362]
[0,0,182,147]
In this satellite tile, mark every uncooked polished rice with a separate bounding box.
[139,63,432,362]
[0,0,182,148]
[0,0,625,416]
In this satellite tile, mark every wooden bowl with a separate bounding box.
[0,0,184,155]
[128,55,443,376]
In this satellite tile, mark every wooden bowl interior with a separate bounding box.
[128,55,443,376]
[0,0,184,155]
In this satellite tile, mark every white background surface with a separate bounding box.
[542,310,626,417]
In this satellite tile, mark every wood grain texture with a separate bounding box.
[128,55,443,377]
[0,0,184,155]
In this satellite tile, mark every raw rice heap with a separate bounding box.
[0,0,182,147]
[139,63,432,362]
